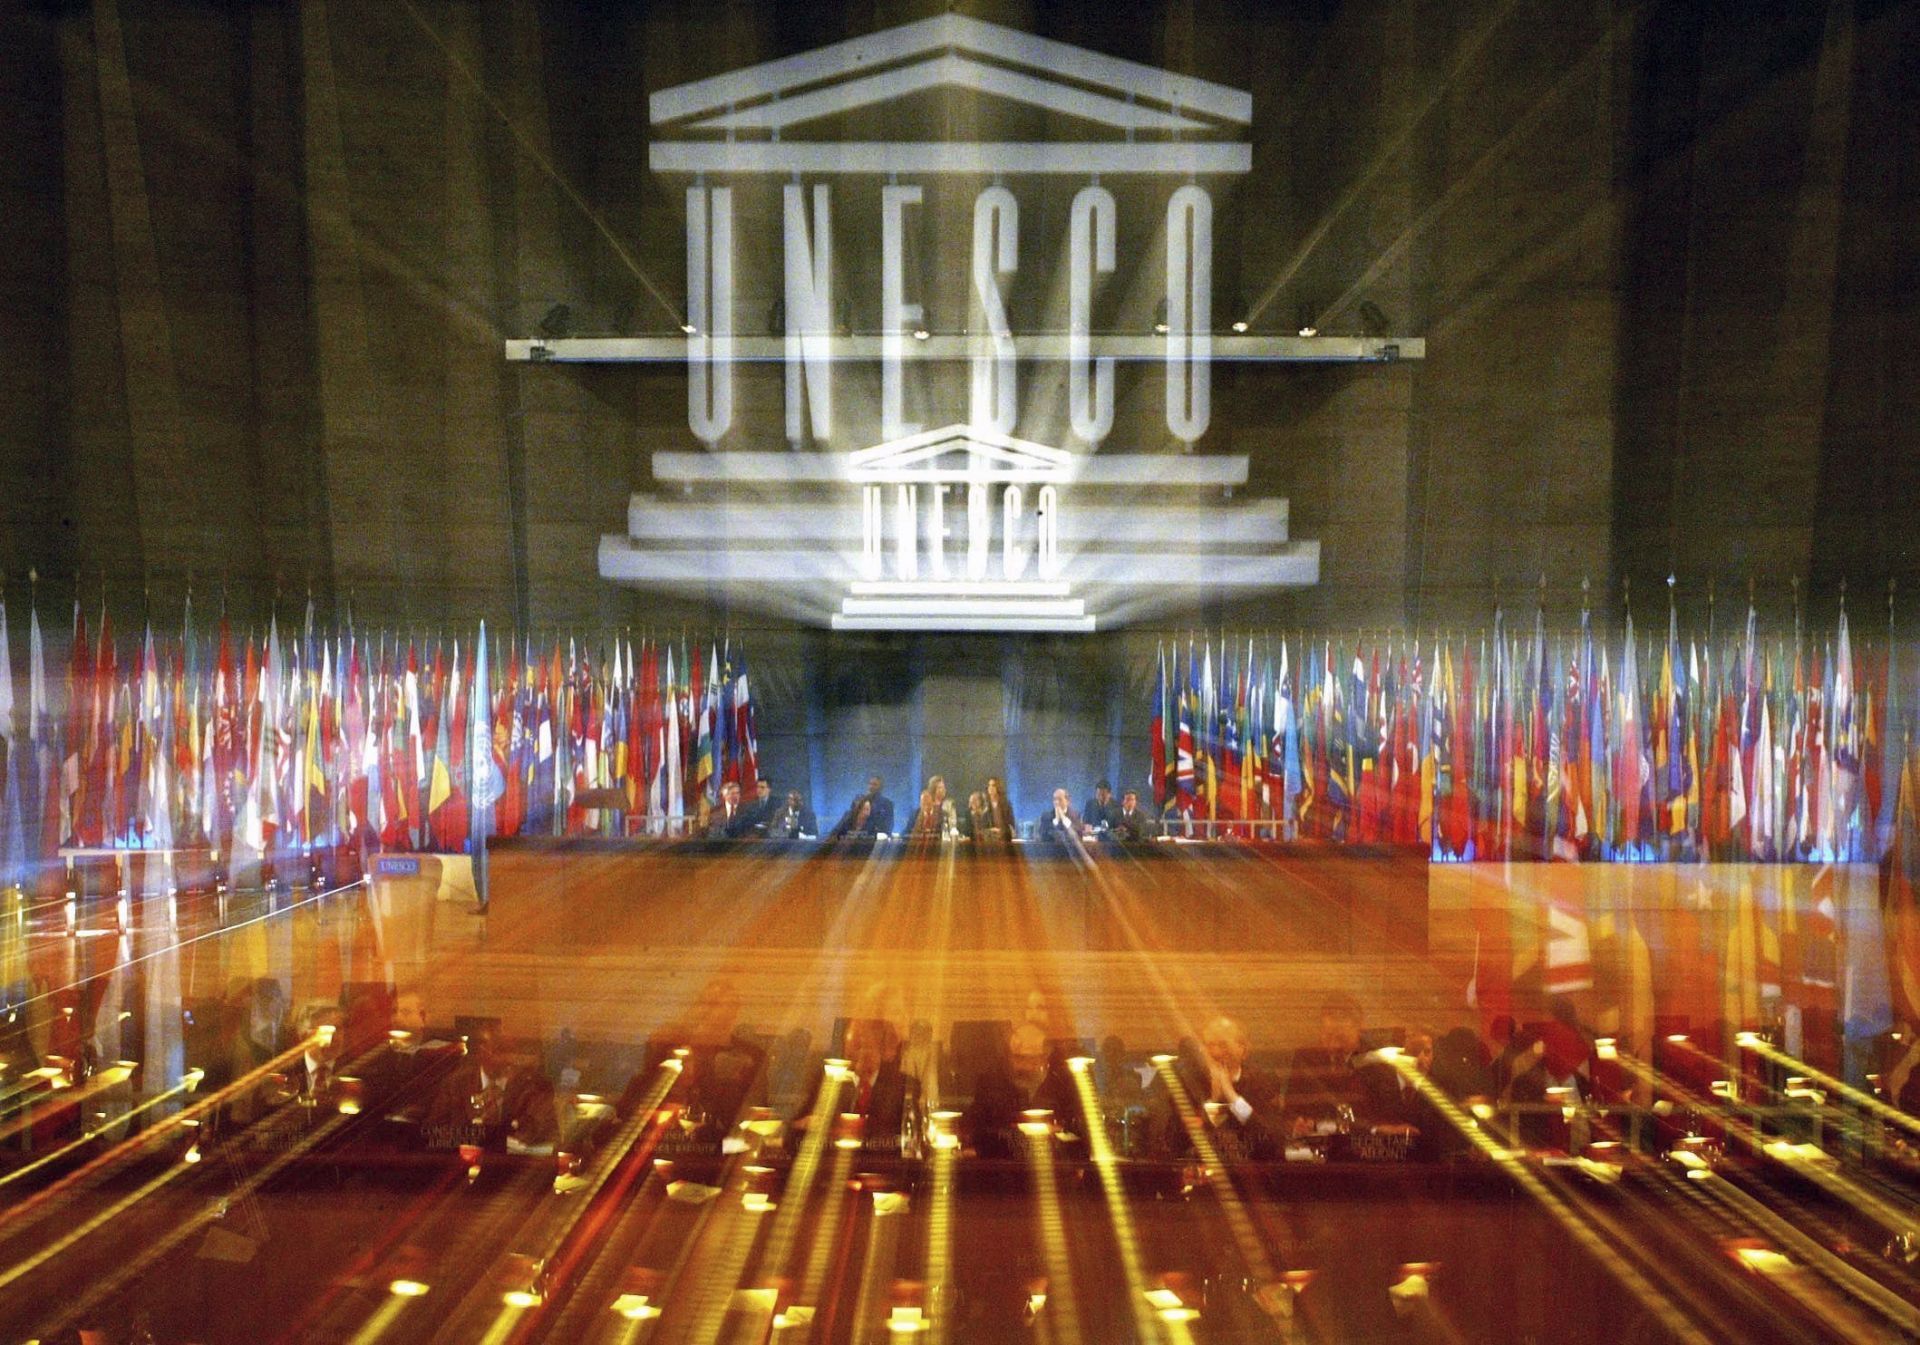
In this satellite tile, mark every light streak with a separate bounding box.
[458,1058,684,1345]
[1614,1047,1920,1333]
[0,1068,204,1189]
[1734,1033,1920,1140]
[1376,1051,1715,1344]
[1661,1038,1919,1239]
[1024,1116,1082,1345]
[31,1102,358,1338]
[0,1060,137,1144]
[6,878,362,1018]
[0,1032,329,1237]
[1147,1054,1280,1287]
[923,1117,957,1345]
[1078,1057,1176,1342]
[847,1185,909,1342]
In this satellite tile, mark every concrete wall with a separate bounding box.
[0,0,1912,643]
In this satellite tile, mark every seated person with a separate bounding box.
[976,778,1017,844]
[1284,992,1397,1137]
[1034,789,1083,845]
[909,776,958,839]
[961,1023,1086,1159]
[1497,1020,1590,1150]
[705,780,751,838]
[1081,780,1121,832]
[282,1003,346,1105]
[1149,1017,1281,1161]
[829,796,874,840]
[790,1017,920,1154]
[741,777,776,835]
[358,989,462,1123]
[830,777,894,837]
[764,789,818,839]
[1108,789,1161,842]
[426,1020,557,1152]
[964,791,990,841]
[617,982,769,1145]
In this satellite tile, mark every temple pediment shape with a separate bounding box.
[846,425,1077,484]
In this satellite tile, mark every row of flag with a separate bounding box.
[0,599,764,889]
[1150,601,1913,863]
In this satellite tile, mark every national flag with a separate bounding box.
[1882,751,1920,1028]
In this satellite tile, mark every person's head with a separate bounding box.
[786,789,802,809]
[867,776,884,796]
[301,1004,344,1065]
[844,1018,899,1079]
[1094,780,1112,804]
[392,990,428,1036]
[755,778,772,801]
[1008,1023,1050,1092]
[927,775,947,804]
[464,1020,505,1072]
[1023,990,1050,1030]
[852,798,872,826]
[688,981,743,1044]
[1405,1030,1435,1074]
[249,977,288,1038]
[968,791,986,814]
[1202,1016,1249,1073]
[1052,788,1070,813]
[722,780,741,806]
[986,777,1003,800]
[1121,789,1139,812]
[1319,992,1365,1056]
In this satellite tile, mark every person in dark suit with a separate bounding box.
[831,777,895,837]
[1109,789,1161,842]
[705,780,751,837]
[426,1020,557,1152]
[1034,788,1082,845]
[740,777,776,835]
[961,1023,1086,1160]
[281,1004,346,1106]
[1148,1017,1282,1161]
[1081,780,1121,832]
[1284,992,1398,1136]
[977,777,1017,844]
[358,990,462,1124]
[617,981,768,1145]
[791,1017,919,1154]
[765,789,817,839]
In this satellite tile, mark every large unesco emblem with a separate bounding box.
[592,16,1330,632]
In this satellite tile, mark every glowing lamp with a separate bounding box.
[887,1306,930,1333]
[389,1279,431,1298]
[611,1293,660,1320]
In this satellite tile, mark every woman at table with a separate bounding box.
[976,776,1017,845]
[909,776,958,841]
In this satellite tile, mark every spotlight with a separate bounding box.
[389,1280,431,1298]
[1230,319,1249,333]
[912,328,930,341]
[680,321,698,335]
[1298,324,1318,338]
